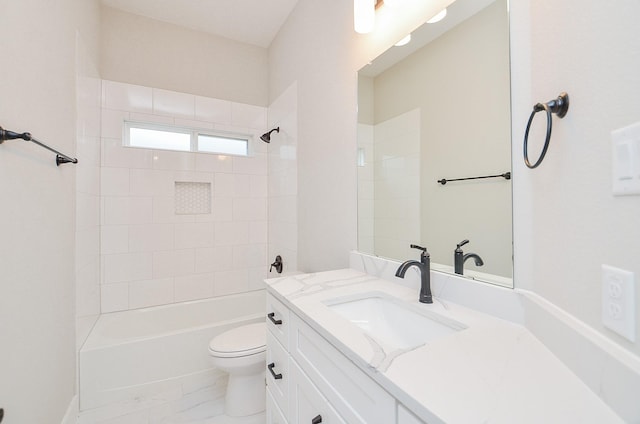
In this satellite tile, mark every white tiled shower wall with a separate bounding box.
[75,38,102,349]
[267,82,298,274]
[99,80,271,312]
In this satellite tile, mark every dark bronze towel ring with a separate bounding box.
[523,92,569,169]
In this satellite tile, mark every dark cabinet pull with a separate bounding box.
[312,415,322,424]
[267,312,282,325]
[268,362,283,380]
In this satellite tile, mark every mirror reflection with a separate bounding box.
[357,0,513,286]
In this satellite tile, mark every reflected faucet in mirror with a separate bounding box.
[454,239,484,275]
[395,244,433,304]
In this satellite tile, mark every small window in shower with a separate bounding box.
[124,121,250,156]
[198,134,248,156]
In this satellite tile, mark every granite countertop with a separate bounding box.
[266,268,623,424]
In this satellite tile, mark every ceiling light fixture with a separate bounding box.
[427,8,447,24]
[354,0,375,34]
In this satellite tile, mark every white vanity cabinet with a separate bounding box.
[266,291,427,424]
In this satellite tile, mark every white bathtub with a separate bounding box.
[79,290,266,411]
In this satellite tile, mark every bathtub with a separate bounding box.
[79,290,266,411]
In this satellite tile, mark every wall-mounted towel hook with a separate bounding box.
[523,92,569,169]
[0,126,78,166]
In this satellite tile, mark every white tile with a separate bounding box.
[103,252,153,284]
[101,167,130,196]
[232,244,267,269]
[195,153,234,173]
[152,196,195,224]
[76,260,100,317]
[232,154,267,175]
[129,111,174,125]
[194,247,234,274]
[211,198,233,222]
[103,80,153,113]
[102,109,129,139]
[233,197,267,221]
[231,102,267,129]
[250,175,268,198]
[129,169,174,197]
[152,150,195,171]
[103,196,153,225]
[101,283,129,312]
[214,222,249,246]
[76,193,100,230]
[129,278,174,309]
[153,88,195,118]
[129,224,175,252]
[249,221,268,244]
[214,173,250,197]
[152,249,195,278]
[174,222,214,249]
[174,118,214,130]
[174,274,214,302]
[102,138,154,169]
[101,225,129,255]
[195,96,232,124]
[213,269,249,296]
[248,267,268,291]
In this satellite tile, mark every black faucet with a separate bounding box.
[454,239,484,275]
[395,244,432,304]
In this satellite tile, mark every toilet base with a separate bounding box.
[225,371,266,417]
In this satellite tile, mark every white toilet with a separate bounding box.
[208,322,267,417]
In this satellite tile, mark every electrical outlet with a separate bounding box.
[602,265,636,342]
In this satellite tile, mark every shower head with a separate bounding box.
[260,127,279,143]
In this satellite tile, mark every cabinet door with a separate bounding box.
[290,313,395,424]
[267,330,290,416]
[290,361,346,424]
[267,293,290,349]
[267,387,288,424]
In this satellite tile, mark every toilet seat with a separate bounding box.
[209,322,266,358]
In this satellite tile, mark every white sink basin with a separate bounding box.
[326,295,464,349]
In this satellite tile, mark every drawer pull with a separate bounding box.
[268,362,283,380]
[312,415,322,424]
[267,312,283,325]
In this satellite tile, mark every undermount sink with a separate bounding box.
[326,294,464,349]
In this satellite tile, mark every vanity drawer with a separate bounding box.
[267,329,290,416]
[267,387,288,424]
[267,293,290,349]
[290,313,395,424]
[290,360,346,424]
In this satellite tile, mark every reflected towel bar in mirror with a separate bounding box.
[437,172,511,185]
[0,126,78,166]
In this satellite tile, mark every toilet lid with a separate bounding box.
[209,322,266,357]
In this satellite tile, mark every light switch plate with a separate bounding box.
[612,122,640,196]
[602,264,636,342]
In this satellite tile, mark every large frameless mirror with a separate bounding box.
[357,0,513,287]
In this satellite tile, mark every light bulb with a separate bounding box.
[354,0,375,34]
[427,8,447,24]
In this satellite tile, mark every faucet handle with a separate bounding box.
[456,239,470,250]
[410,244,427,252]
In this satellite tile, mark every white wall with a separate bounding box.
[269,0,453,272]
[270,0,640,358]
[99,80,269,312]
[0,0,100,422]
[100,6,269,107]
[510,0,640,356]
